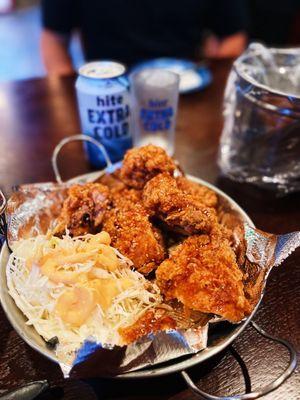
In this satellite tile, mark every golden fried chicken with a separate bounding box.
[98,171,126,193]
[99,171,142,202]
[143,173,218,235]
[119,308,176,344]
[113,188,142,203]
[176,176,218,208]
[54,183,110,237]
[156,235,251,323]
[119,145,177,189]
[103,196,166,274]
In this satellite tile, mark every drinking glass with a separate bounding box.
[130,69,179,155]
[218,45,300,193]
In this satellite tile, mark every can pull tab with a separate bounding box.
[51,134,113,184]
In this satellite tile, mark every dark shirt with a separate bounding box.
[41,0,248,65]
[249,0,300,45]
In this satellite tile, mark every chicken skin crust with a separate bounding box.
[102,196,166,275]
[54,183,110,237]
[143,173,218,235]
[119,308,176,345]
[119,144,176,189]
[98,171,126,194]
[176,176,218,208]
[99,172,142,203]
[156,235,251,323]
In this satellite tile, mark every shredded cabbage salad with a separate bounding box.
[7,232,161,366]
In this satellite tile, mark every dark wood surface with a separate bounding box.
[0,60,299,400]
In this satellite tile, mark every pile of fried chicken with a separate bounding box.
[54,145,251,337]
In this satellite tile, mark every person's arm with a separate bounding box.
[204,0,249,58]
[40,0,77,76]
[40,29,74,76]
[203,31,247,58]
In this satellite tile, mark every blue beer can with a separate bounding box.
[76,61,132,168]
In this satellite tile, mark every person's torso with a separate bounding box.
[76,0,208,65]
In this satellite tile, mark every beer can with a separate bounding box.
[76,61,132,168]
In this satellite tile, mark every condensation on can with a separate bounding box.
[76,61,132,168]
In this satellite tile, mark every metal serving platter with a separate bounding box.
[0,173,256,379]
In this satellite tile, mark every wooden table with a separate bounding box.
[0,60,299,400]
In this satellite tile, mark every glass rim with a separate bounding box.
[129,67,180,86]
[234,47,300,100]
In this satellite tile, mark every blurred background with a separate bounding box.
[0,0,84,81]
[1,0,300,82]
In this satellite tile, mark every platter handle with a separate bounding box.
[51,134,113,184]
[181,321,297,400]
[0,380,49,400]
[0,189,7,250]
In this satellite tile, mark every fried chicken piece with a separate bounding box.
[119,308,176,344]
[102,196,166,274]
[156,235,251,323]
[176,176,218,208]
[143,173,218,235]
[113,188,142,203]
[119,145,177,189]
[54,183,110,237]
[98,171,126,193]
[99,171,143,203]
